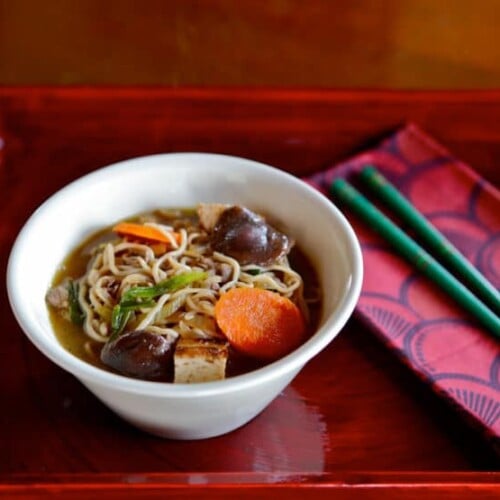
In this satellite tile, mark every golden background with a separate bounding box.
[1,0,499,87]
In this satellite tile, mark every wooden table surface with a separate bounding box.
[0,87,499,498]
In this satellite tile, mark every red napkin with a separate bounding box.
[306,124,500,443]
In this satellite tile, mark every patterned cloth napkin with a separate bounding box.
[306,123,499,443]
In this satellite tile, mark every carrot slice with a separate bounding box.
[215,287,306,360]
[113,222,180,245]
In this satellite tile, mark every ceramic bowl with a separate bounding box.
[7,153,363,439]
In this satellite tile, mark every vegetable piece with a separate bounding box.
[110,298,157,338]
[150,242,168,256]
[113,222,181,245]
[245,268,261,276]
[110,306,132,339]
[67,280,84,325]
[122,271,208,301]
[110,271,209,336]
[210,206,293,265]
[214,287,306,360]
[100,330,175,380]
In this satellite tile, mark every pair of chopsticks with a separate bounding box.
[330,165,500,338]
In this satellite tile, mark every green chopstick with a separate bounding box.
[359,165,500,316]
[330,178,500,338]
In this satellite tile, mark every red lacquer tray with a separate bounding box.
[0,88,499,498]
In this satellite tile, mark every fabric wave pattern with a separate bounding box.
[306,124,499,443]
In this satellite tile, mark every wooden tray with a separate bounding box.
[1,88,499,498]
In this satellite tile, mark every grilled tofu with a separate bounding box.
[197,203,230,232]
[174,337,229,383]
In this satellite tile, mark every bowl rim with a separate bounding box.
[7,152,363,398]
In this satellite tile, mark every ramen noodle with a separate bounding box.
[46,205,321,383]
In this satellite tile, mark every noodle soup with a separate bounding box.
[47,205,321,383]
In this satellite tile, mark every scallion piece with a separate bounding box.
[110,305,131,339]
[246,269,261,276]
[122,271,208,301]
[109,270,208,337]
[109,300,154,339]
[119,299,156,310]
[67,280,84,325]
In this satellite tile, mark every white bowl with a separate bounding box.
[7,153,363,440]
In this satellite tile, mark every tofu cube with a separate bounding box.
[174,338,229,383]
[197,203,230,231]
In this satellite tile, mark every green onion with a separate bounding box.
[110,305,131,340]
[119,299,156,310]
[246,269,261,276]
[110,300,153,339]
[67,280,84,325]
[110,270,208,337]
[122,271,208,301]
